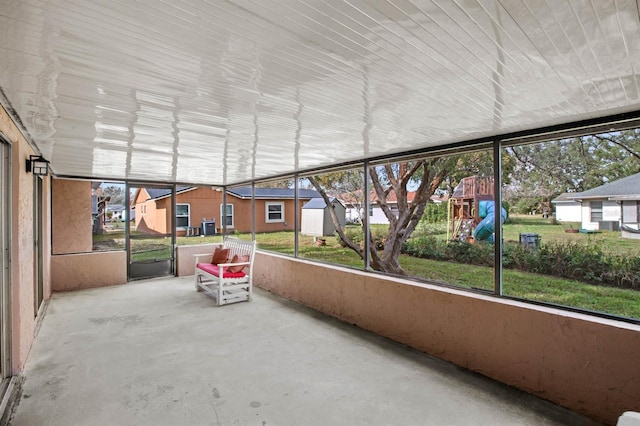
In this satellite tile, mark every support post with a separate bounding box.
[493,141,503,295]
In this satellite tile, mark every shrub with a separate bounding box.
[336,226,386,250]
[340,227,363,246]
[404,237,640,290]
[403,236,494,267]
[422,202,448,224]
[514,197,543,214]
[412,222,448,238]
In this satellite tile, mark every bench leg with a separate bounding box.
[217,279,224,305]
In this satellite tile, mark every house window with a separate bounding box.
[176,203,190,228]
[590,201,603,222]
[221,204,234,228]
[265,202,284,223]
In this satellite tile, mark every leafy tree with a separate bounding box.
[101,184,125,205]
[255,179,293,189]
[309,158,454,275]
[304,170,365,223]
[590,129,640,181]
[505,129,640,202]
[422,201,448,224]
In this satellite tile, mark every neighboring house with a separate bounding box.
[132,186,320,235]
[551,193,582,223]
[301,198,346,236]
[567,172,640,233]
[340,190,448,225]
[106,204,126,221]
[91,183,110,234]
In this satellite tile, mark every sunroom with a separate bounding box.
[1,1,640,425]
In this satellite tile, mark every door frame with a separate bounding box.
[125,182,176,281]
[33,175,44,315]
[0,137,12,379]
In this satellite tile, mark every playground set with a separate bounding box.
[447,176,507,243]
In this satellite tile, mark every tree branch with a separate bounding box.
[369,166,398,226]
[594,134,640,161]
[308,176,364,258]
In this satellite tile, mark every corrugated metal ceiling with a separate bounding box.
[1,0,640,185]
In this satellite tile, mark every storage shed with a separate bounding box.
[551,193,581,223]
[301,198,346,237]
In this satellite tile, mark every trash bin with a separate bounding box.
[519,233,540,249]
[202,220,216,236]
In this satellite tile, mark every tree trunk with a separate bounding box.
[307,176,364,259]
[310,158,451,276]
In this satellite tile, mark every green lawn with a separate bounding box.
[414,215,640,257]
[91,217,640,319]
[251,227,640,319]
[400,257,640,318]
[503,215,640,256]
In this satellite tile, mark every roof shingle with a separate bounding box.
[569,172,640,200]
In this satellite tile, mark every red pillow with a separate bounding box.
[227,254,250,273]
[211,247,230,265]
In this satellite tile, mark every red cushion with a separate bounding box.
[197,262,246,278]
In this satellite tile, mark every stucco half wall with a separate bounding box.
[51,251,127,291]
[252,251,640,425]
[175,243,221,277]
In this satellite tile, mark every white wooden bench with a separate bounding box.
[194,237,257,306]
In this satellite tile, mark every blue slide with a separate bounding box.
[473,201,507,243]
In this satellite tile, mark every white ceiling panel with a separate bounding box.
[1,0,640,185]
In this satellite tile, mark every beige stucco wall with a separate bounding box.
[175,243,221,277]
[9,113,37,375]
[252,251,640,425]
[1,104,52,374]
[51,251,127,291]
[52,178,93,254]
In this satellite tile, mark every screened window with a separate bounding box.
[266,202,284,223]
[176,203,190,228]
[87,181,126,253]
[590,201,603,222]
[501,133,640,321]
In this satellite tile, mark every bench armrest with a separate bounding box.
[217,261,251,268]
[193,253,212,263]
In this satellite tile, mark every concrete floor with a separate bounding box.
[10,276,595,426]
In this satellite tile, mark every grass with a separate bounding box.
[414,216,640,257]
[91,217,640,319]
[400,257,640,318]
[503,215,640,256]
[250,228,640,320]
